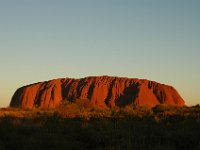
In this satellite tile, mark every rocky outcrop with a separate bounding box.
[10,76,185,108]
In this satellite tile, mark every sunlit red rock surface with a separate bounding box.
[10,76,185,109]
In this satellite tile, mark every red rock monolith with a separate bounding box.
[10,76,185,109]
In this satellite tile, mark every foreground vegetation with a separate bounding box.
[0,101,200,150]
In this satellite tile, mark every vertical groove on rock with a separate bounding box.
[87,79,95,100]
[105,77,116,106]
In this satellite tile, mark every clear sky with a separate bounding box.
[0,0,199,107]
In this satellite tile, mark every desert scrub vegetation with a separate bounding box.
[56,99,112,119]
[56,99,154,119]
[0,110,200,150]
[0,102,200,150]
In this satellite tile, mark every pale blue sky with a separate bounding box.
[0,0,199,107]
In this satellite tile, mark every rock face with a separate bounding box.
[10,76,185,108]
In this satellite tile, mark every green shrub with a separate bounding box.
[152,104,174,113]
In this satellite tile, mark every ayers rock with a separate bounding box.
[10,76,185,109]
